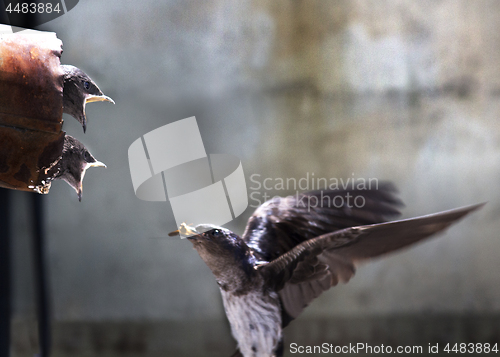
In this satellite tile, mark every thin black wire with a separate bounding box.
[0,188,12,357]
[31,193,51,357]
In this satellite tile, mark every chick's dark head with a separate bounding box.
[49,135,106,201]
[61,65,114,133]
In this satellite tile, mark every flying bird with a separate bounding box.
[169,185,483,357]
[47,135,106,201]
[61,65,115,133]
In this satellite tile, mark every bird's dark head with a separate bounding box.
[61,65,115,133]
[171,223,255,283]
[186,224,246,257]
[49,135,106,201]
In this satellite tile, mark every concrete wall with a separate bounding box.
[8,0,500,354]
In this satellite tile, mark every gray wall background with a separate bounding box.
[9,0,500,355]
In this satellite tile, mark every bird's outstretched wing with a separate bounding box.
[258,203,484,324]
[242,183,403,264]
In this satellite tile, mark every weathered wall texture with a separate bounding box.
[9,0,500,354]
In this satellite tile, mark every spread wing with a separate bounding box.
[241,183,402,326]
[257,203,484,325]
[242,183,403,263]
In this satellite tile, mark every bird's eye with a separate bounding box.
[83,81,90,90]
[84,151,93,163]
[212,229,222,237]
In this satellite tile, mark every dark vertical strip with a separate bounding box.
[0,188,11,357]
[207,154,215,184]
[31,193,51,357]
[161,171,169,201]
[60,0,68,13]
[0,1,10,27]
[221,179,235,219]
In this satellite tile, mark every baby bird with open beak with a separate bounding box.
[61,65,114,133]
[47,135,106,201]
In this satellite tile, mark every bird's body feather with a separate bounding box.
[222,288,282,357]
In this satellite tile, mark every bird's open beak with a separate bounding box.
[80,95,114,133]
[76,161,106,202]
[85,94,115,105]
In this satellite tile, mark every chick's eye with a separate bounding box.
[212,229,221,237]
[84,152,92,162]
[83,81,90,90]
